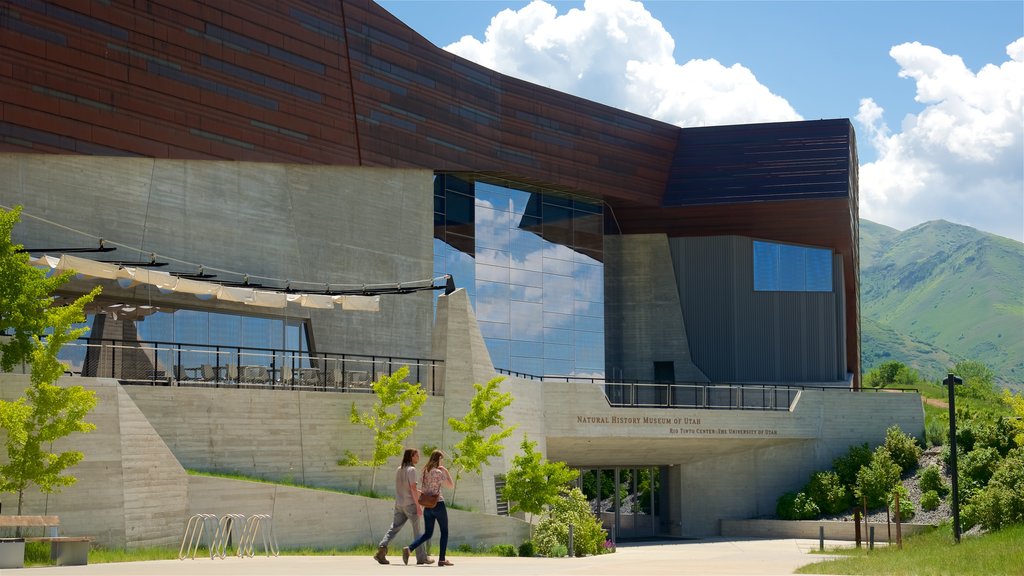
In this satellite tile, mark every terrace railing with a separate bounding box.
[38,336,444,395]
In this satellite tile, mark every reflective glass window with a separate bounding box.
[753,240,833,292]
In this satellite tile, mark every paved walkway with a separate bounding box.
[19,538,851,575]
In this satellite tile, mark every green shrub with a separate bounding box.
[960,446,1000,487]
[883,425,922,473]
[962,448,1024,531]
[490,544,516,557]
[804,471,851,515]
[925,418,947,447]
[517,541,535,558]
[548,544,568,558]
[855,447,901,509]
[917,465,949,496]
[776,491,820,520]
[888,484,915,520]
[532,488,607,557]
[455,543,474,553]
[920,490,941,511]
[833,443,873,489]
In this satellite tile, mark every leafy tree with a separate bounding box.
[863,361,918,389]
[447,376,517,505]
[502,435,579,531]
[338,365,426,494]
[0,205,101,514]
[952,360,997,400]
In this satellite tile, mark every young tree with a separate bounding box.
[338,365,426,494]
[0,205,101,514]
[447,376,517,504]
[502,435,579,532]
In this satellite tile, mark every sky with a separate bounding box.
[378,0,1024,243]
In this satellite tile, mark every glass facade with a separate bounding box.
[753,240,833,292]
[433,176,604,377]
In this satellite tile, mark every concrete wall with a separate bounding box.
[604,234,706,383]
[541,381,924,537]
[188,476,530,550]
[0,155,436,360]
[0,375,188,548]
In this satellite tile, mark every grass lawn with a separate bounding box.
[797,524,1024,575]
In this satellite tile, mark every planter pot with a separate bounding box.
[0,538,25,569]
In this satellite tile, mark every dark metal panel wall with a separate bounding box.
[0,0,679,203]
[670,236,845,384]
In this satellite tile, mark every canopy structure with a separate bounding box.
[25,253,427,312]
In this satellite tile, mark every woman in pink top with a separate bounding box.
[403,450,455,566]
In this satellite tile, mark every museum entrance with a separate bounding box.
[578,466,672,541]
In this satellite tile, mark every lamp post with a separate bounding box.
[943,372,963,543]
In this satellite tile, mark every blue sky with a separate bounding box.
[379,0,1024,242]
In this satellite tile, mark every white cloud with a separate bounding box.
[445,0,800,127]
[857,38,1024,241]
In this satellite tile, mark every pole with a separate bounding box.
[944,373,963,543]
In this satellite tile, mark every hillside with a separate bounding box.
[859,219,1024,388]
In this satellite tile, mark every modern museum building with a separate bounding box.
[0,0,922,548]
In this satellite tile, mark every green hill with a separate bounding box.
[859,219,1024,388]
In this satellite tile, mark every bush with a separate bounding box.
[833,443,873,489]
[855,447,901,509]
[489,544,516,557]
[455,543,474,553]
[517,541,535,558]
[917,465,949,497]
[548,544,568,558]
[888,484,915,520]
[532,488,608,557]
[960,446,1000,487]
[776,491,820,520]
[804,471,851,515]
[920,490,941,511]
[962,448,1024,531]
[925,418,947,447]
[883,425,922,473]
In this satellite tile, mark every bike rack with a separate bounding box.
[238,514,279,558]
[209,513,244,559]
[178,513,219,560]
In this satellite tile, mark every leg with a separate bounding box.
[378,506,411,548]
[435,502,449,562]
[408,507,431,563]
[408,507,436,551]
[375,506,409,564]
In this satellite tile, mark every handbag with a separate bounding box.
[418,491,439,508]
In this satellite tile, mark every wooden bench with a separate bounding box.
[0,515,92,566]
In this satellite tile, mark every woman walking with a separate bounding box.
[403,450,455,566]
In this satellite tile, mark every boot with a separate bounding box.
[374,545,390,564]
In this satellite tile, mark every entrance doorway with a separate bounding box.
[578,466,671,541]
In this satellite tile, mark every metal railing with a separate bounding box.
[495,368,915,411]
[49,336,443,394]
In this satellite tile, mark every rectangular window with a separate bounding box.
[753,240,833,292]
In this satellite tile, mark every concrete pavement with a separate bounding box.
[13,538,852,576]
